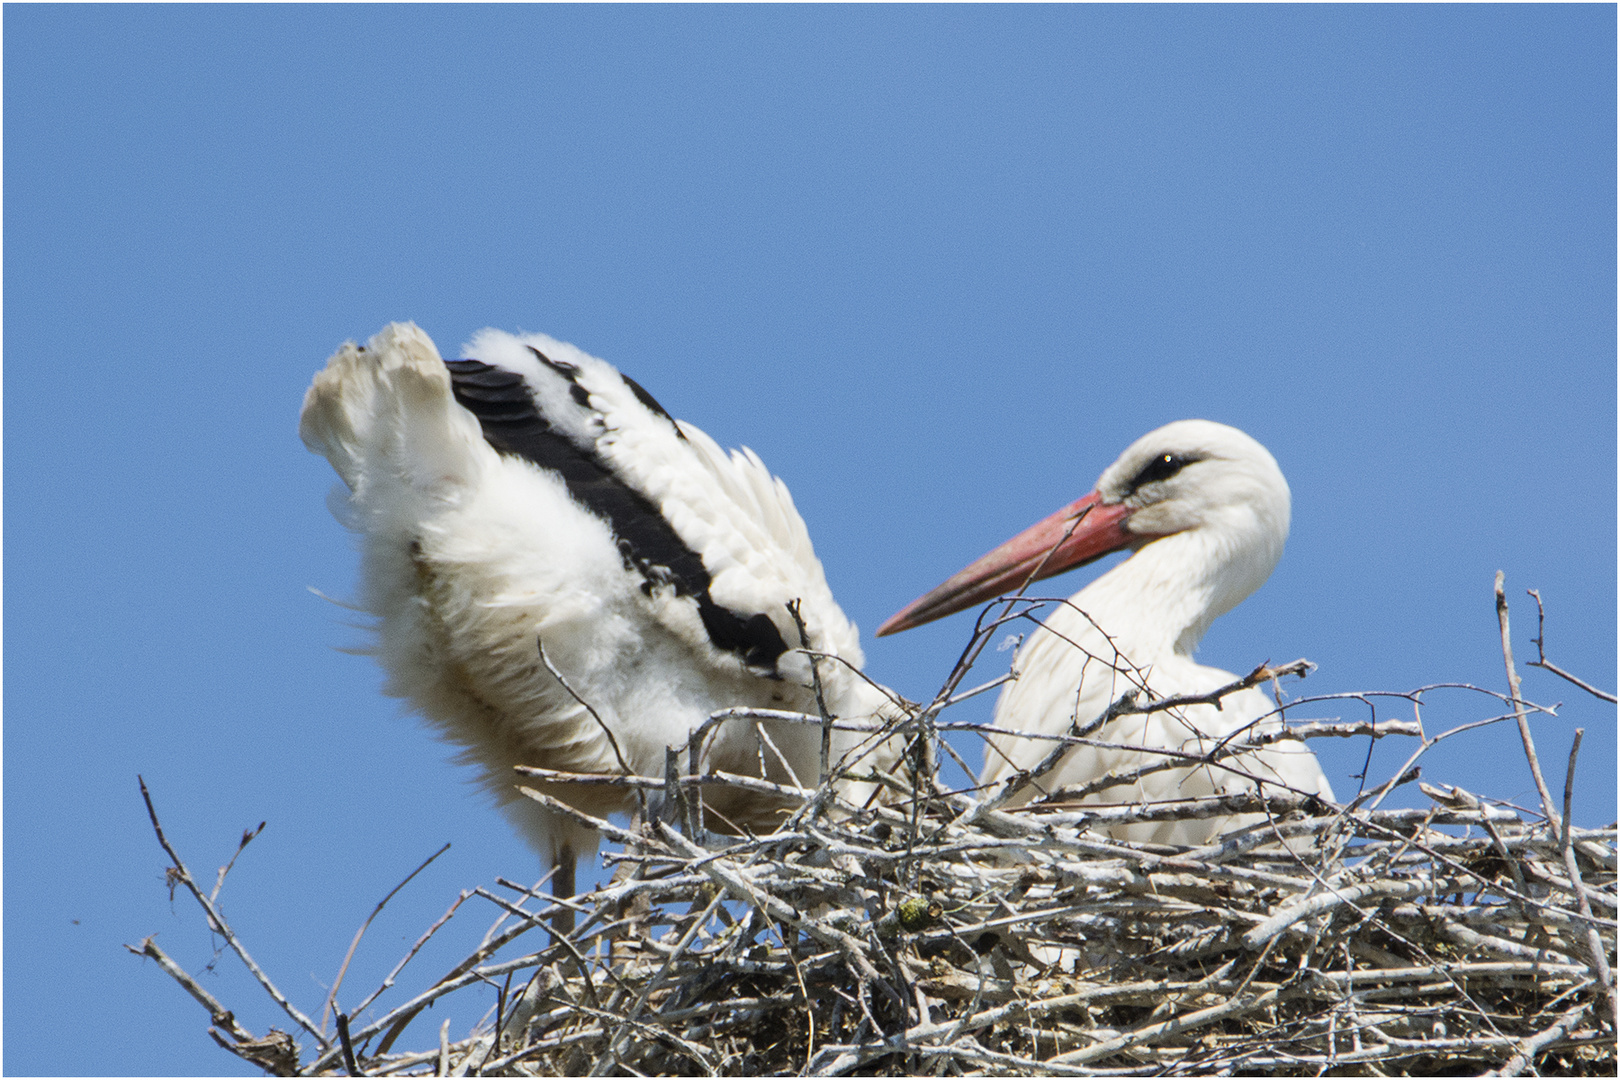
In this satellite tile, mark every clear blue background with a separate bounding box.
[7,7,1614,1075]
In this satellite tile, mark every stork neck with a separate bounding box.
[1067,527,1267,660]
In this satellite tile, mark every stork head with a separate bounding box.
[876,419,1290,636]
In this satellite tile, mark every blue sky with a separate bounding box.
[6,7,1614,1075]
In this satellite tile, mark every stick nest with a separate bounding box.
[134,588,1617,1076]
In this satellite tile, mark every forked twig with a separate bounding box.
[1526,588,1618,703]
[135,776,328,1048]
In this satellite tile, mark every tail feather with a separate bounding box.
[300,322,488,519]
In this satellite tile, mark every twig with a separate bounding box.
[323,842,451,1034]
[350,890,472,1022]
[1486,1001,1594,1076]
[538,638,636,781]
[208,820,266,907]
[1555,726,1618,1027]
[1494,573,1561,829]
[1120,659,1313,716]
[786,599,836,788]
[1526,589,1618,703]
[125,937,256,1044]
[1562,729,1582,859]
[336,1011,363,1076]
[135,777,329,1048]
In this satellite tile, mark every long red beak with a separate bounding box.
[876,491,1136,636]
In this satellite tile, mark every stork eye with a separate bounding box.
[1127,453,1194,494]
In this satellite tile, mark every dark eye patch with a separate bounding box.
[1126,453,1196,495]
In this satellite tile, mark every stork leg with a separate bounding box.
[550,846,576,942]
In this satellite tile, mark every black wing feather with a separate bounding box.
[443,358,788,671]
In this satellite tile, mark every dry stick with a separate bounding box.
[561,996,719,1074]
[940,714,1421,745]
[472,972,514,1076]
[325,829,808,1071]
[1486,1000,1595,1077]
[943,671,1016,707]
[785,599,836,787]
[1496,575,1617,1023]
[1326,869,1598,1057]
[1062,985,1292,1067]
[964,687,1139,822]
[135,777,329,1048]
[979,663,1333,817]
[1245,876,1454,949]
[656,823,898,998]
[335,1011,362,1076]
[365,876,580,1061]
[1561,730,1583,860]
[1494,573,1561,829]
[493,876,601,933]
[323,842,452,1035]
[1031,723,1348,811]
[537,639,634,782]
[538,637,644,936]
[517,765,828,821]
[125,936,257,1044]
[1556,727,1617,1029]
[586,885,728,1076]
[346,889,473,1021]
[1527,588,1618,703]
[326,951,563,1073]
[1125,659,1314,716]
[472,887,624,1011]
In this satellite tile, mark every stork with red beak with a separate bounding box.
[879,420,1334,844]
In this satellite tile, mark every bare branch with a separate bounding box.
[1495,573,1562,829]
[322,842,451,1034]
[538,638,635,779]
[135,777,328,1048]
[125,937,256,1045]
[1526,588,1618,703]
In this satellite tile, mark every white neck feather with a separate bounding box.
[1067,520,1281,661]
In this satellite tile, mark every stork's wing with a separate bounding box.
[452,329,863,677]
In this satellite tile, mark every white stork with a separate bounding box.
[300,323,900,899]
[878,420,1334,844]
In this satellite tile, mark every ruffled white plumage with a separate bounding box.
[301,322,897,875]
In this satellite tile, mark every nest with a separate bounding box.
[135,585,1617,1075]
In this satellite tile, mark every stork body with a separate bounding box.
[301,323,898,889]
[880,420,1333,845]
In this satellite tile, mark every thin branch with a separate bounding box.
[1495,573,1561,829]
[335,1011,362,1076]
[347,889,473,1021]
[208,820,266,907]
[1526,588,1618,703]
[1554,726,1618,1027]
[135,776,328,1048]
[1485,1001,1594,1077]
[538,638,635,781]
[322,842,451,1034]
[125,937,256,1044]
